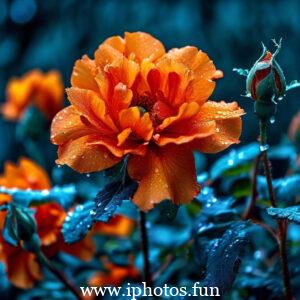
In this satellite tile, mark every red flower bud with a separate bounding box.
[246,43,286,103]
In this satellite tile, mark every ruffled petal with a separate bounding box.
[127,145,199,211]
[71,55,99,92]
[66,87,118,133]
[119,107,153,141]
[155,58,193,107]
[192,118,242,153]
[103,36,125,53]
[51,106,95,145]
[94,44,123,68]
[124,32,165,62]
[56,136,120,173]
[167,46,223,105]
[197,100,245,121]
[105,57,139,88]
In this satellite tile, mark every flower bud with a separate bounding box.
[12,206,37,241]
[246,44,286,103]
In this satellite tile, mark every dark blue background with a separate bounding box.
[1,0,300,144]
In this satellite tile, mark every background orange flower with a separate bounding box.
[51,32,244,211]
[0,158,95,288]
[2,70,64,121]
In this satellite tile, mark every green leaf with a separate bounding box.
[267,206,300,224]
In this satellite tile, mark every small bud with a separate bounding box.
[12,206,37,241]
[246,41,286,103]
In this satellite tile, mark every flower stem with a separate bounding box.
[259,119,292,300]
[139,210,152,287]
[278,220,293,300]
[36,250,82,300]
[243,153,262,219]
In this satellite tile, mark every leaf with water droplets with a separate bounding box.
[233,68,249,76]
[210,143,259,180]
[62,201,95,244]
[203,222,249,295]
[0,185,76,209]
[267,206,300,224]
[258,175,300,205]
[94,180,138,222]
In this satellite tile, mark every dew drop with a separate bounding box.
[228,159,234,166]
[260,144,269,152]
[270,116,275,124]
[86,173,90,178]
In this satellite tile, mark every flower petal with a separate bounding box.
[71,55,99,91]
[127,145,199,211]
[119,107,153,141]
[51,106,95,145]
[66,87,118,133]
[19,158,51,190]
[105,57,139,88]
[94,44,123,68]
[167,46,223,104]
[56,136,120,173]
[124,32,165,62]
[197,100,245,121]
[192,118,242,153]
[103,36,125,53]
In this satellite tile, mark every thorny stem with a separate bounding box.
[259,119,292,300]
[243,153,262,219]
[36,250,82,300]
[139,210,152,287]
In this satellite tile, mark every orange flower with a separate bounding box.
[51,32,244,211]
[0,158,95,288]
[0,157,51,205]
[2,70,64,121]
[93,215,135,237]
[89,262,139,287]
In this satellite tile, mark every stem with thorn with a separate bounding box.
[259,119,292,300]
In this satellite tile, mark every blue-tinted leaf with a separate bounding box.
[115,200,138,220]
[193,189,238,237]
[267,206,300,224]
[258,175,300,204]
[62,181,137,243]
[0,184,76,209]
[62,201,95,244]
[210,143,259,180]
[94,181,137,222]
[204,222,249,295]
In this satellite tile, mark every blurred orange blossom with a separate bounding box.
[50,32,244,211]
[0,158,94,288]
[1,70,64,121]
